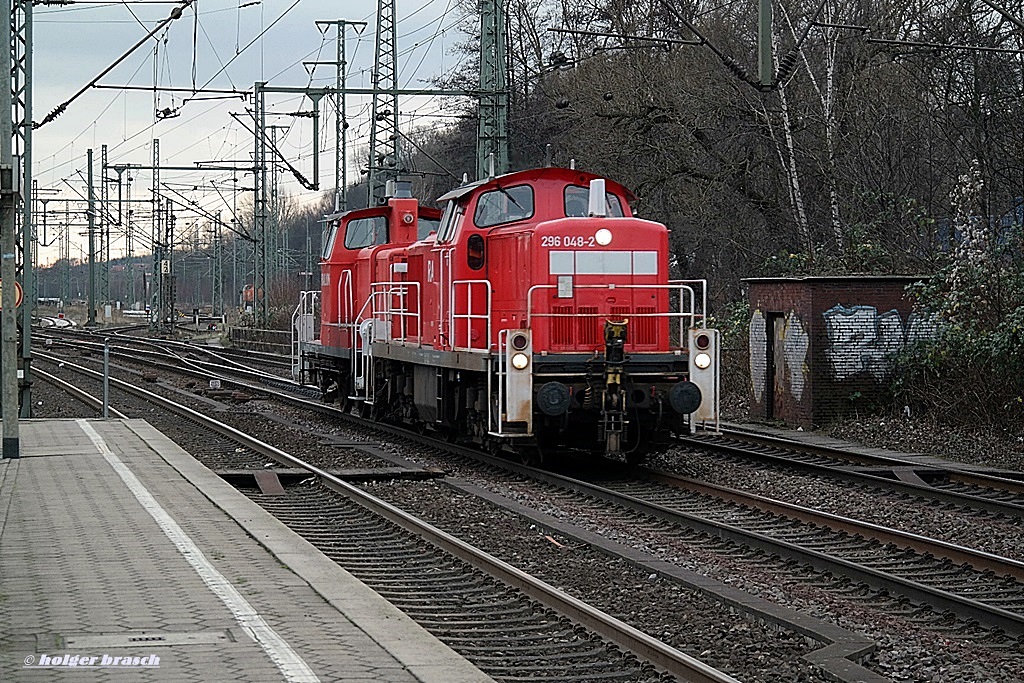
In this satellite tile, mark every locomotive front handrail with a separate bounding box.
[525,281,708,349]
[451,279,492,353]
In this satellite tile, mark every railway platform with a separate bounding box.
[0,418,495,683]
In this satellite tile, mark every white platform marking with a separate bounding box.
[77,419,320,683]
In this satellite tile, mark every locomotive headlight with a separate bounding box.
[693,352,712,370]
[595,228,613,246]
[511,352,530,370]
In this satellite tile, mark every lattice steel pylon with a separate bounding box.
[11,0,32,415]
[477,0,508,179]
[150,138,162,331]
[100,144,109,308]
[253,83,269,325]
[367,0,399,206]
[59,201,69,303]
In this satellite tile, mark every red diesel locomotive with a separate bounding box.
[294,167,719,462]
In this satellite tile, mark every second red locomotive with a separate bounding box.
[295,167,719,462]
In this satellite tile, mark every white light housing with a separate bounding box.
[595,228,613,246]
[511,352,530,370]
[694,352,712,369]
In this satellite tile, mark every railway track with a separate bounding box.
[34,340,1024,679]
[46,331,1024,537]
[562,467,1024,634]
[681,429,1024,516]
[33,351,742,683]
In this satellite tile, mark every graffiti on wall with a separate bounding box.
[749,310,809,404]
[823,305,937,381]
[781,315,810,401]
[749,312,767,404]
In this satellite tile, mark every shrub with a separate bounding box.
[891,163,1024,430]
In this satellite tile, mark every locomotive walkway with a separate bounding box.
[0,419,494,682]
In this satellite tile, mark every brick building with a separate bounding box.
[744,276,934,428]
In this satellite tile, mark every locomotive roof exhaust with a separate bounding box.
[588,179,607,217]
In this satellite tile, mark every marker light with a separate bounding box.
[595,228,613,246]
[511,352,530,370]
[693,352,712,370]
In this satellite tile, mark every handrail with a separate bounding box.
[451,279,492,352]
[322,268,354,331]
[368,281,422,342]
[525,281,708,349]
[291,290,319,381]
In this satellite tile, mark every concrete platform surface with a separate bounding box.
[0,418,494,683]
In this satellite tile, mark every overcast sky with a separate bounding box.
[31,0,469,265]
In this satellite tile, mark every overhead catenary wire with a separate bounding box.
[36,0,462,267]
[36,0,197,128]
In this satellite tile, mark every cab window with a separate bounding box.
[467,234,485,270]
[322,223,339,259]
[418,217,440,240]
[344,216,387,249]
[473,185,534,227]
[437,201,460,243]
[564,185,625,217]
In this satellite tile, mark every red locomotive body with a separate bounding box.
[296,167,719,462]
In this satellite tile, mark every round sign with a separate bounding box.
[0,279,23,309]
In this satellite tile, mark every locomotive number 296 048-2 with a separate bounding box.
[540,235,596,248]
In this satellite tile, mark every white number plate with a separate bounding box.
[540,235,596,248]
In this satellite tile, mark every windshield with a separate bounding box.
[473,185,534,227]
[344,216,387,249]
[564,185,625,217]
[437,201,460,243]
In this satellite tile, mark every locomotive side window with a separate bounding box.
[564,185,625,217]
[437,200,459,243]
[344,216,387,249]
[322,223,339,259]
[467,234,485,270]
[474,185,534,227]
